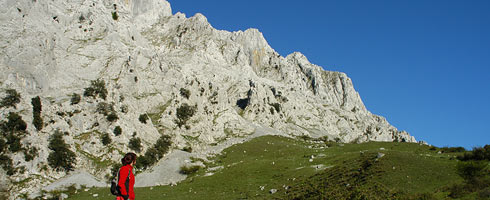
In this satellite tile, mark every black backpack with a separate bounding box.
[110,168,130,196]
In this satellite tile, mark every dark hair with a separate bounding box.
[121,152,137,165]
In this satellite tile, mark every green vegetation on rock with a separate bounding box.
[0,89,21,108]
[48,131,76,172]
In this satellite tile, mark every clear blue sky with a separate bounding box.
[168,0,490,149]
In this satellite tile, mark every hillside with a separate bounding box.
[62,135,489,200]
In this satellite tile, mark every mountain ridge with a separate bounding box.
[0,0,415,198]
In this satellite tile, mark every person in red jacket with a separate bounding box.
[117,153,137,200]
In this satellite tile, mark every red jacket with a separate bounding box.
[118,164,135,200]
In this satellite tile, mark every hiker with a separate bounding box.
[116,153,137,200]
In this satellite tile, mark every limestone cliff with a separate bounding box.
[0,0,414,198]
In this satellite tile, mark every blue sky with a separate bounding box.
[168,0,490,149]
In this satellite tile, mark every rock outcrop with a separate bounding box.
[0,0,415,198]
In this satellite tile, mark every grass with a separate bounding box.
[67,135,476,200]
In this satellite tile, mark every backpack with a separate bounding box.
[110,168,130,196]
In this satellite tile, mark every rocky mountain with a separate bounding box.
[0,0,415,198]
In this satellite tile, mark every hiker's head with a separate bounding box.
[121,152,137,166]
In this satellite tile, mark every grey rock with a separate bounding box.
[0,0,415,198]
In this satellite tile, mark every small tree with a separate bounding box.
[180,88,191,99]
[0,89,21,108]
[175,103,196,128]
[47,131,76,172]
[106,112,119,122]
[0,155,16,175]
[113,126,122,136]
[83,79,108,100]
[31,96,43,131]
[139,114,148,124]
[129,137,142,153]
[3,112,27,132]
[23,147,38,162]
[136,135,172,169]
[456,161,488,183]
[112,12,119,21]
[101,133,112,145]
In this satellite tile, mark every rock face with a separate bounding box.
[0,0,415,198]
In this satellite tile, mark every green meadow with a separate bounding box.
[66,135,488,200]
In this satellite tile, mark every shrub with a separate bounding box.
[179,165,201,175]
[139,114,148,124]
[32,113,43,131]
[236,98,249,110]
[0,138,5,154]
[458,145,490,161]
[180,88,190,99]
[136,135,172,169]
[5,133,22,153]
[101,132,112,145]
[47,131,76,172]
[0,89,21,108]
[70,93,81,105]
[83,79,107,100]
[175,103,196,128]
[129,137,142,153]
[113,126,122,136]
[31,96,41,113]
[456,161,488,183]
[439,146,466,153]
[96,102,114,116]
[23,147,38,162]
[0,155,16,175]
[31,96,43,131]
[2,112,27,132]
[106,112,118,122]
[112,12,118,20]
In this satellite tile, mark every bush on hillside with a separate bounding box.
[0,154,16,175]
[0,139,5,154]
[112,12,118,21]
[106,112,118,122]
[139,114,148,124]
[31,96,43,131]
[136,135,172,169]
[439,146,466,153]
[101,132,112,145]
[0,89,21,108]
[96,102,114,116]
[175,103,196,128]
[456,161,488,183]
[458,145,490,161]
[113,126,122,136]
[83,79,107,100]
[47,131,76,172]
[23,147,38,162]
[129,137,142,153]
[5,133,22,153]
[2,112,27,132]
[180,88,190,99]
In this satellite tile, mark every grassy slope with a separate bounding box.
[67,135,467,200]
